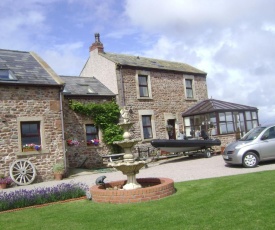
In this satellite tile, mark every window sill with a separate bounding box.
[17,149,50,156]
[137,97,153,100]
[185,98,197,101]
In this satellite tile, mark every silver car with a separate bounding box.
[222,125,275,167]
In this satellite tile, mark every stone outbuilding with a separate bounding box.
[0,49,65,182]
[60,75,115,169]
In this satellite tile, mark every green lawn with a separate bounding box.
[1,170,275,230]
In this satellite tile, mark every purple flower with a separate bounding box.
[34,145,41,151]
[0,182,89,212]
[0,176,12,185]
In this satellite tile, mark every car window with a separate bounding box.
[262,127,275,140]
[240,127,266,141]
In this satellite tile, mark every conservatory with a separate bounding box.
[182,99,259,138]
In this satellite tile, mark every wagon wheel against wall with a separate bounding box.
[9,159,36,185]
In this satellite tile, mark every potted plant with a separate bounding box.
[53,163,65,180]
[0,174,12,189]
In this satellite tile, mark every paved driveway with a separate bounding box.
[3,155,275,193]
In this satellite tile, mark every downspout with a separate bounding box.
[59,89,67,171]
[118,64,125,107]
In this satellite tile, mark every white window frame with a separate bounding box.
[183,75,196,100]
[138,110,156,140]
[135,70,152,99]
[17,116,48,154]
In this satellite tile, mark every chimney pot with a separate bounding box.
[89,33,104,53]
[95,33,100,43]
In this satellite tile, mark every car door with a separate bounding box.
[259,127,275,160]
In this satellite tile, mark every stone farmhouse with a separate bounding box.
[80,34,209,151]
[80,34,260,152]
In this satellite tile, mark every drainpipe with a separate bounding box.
[118,64,125,107]
[59,90,67,171]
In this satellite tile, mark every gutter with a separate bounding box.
[118,64,125,106]
[59,90,67,171]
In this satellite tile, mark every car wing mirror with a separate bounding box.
[261,135,268,140]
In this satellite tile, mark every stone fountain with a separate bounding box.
[107,107,147,190]
[90,107,175,203]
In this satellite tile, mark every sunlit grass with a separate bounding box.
[1,170,275,230]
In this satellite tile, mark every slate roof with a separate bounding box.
[100,52,206,75]
[0,49,64,86]
[182,99,258,117]
[60,76,115,96]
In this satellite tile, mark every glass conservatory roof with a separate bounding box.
[182,99,258,117]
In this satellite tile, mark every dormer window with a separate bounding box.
[0,69,17,81]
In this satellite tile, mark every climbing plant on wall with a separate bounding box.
[69,100,123,149]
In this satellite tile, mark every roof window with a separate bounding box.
[0,69,17,81]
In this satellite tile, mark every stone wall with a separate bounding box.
[120,67,208,149]
[62,97,114,169]
[0,85,64,182]
[213,134,237,153]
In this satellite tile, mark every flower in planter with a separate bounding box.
[87,139,100,146]
[23,143,41,151]
[67,139,80,146]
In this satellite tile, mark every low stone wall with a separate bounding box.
[212,134,236,153]
[90,177,175,203]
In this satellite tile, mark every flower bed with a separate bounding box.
[0,182,89,212]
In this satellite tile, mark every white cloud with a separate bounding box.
[1,0,275,124]
[123,0,275,123]
[41,42,86,76]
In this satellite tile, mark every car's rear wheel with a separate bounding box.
[242,152,259,168]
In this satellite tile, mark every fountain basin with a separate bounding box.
[90,177,175,203]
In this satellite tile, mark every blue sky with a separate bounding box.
[1,0,275,124]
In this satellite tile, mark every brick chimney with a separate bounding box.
[89,33,104,53]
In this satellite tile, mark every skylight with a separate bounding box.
[87,87,95,93]
[0,69,17,81]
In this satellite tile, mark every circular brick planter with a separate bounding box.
[90,177,175,203]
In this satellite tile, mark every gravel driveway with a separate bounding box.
[3,155,275,193]
[139,154,275,182]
